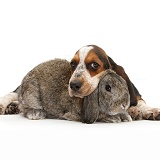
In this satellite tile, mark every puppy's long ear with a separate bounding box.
[108,56,137,106]
[81,88,99,124]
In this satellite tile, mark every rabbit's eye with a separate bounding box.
[70,61,77,70]
[105,85,111,92]
[89,62,99,71]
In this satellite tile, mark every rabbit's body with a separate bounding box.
[19,59,82,121]
[18,59,131,123]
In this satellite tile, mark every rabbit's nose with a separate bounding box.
[70,80,82,91]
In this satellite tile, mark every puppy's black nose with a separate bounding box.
[70,80,82,91]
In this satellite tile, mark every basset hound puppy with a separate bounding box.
[69,45,160,120]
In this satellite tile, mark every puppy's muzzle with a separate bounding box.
[70,80,82,91]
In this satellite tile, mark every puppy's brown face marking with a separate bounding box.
[69,45,109,98]
[70,52,80,74]
[85,51,105,77]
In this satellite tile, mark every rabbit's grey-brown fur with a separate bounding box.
[19,59,131,123]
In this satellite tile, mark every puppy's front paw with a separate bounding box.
[151,108,160,120]
[142,108,160,120]
[5,101,20,114]
[142,109,154,120]
[25,109,46,120]
[0,104,5,115]
[128,107,142,120]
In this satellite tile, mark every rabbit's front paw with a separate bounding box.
[120,113,132,122]
[128,107,142,120]
[101,115,121,123]
[25,108,46,120]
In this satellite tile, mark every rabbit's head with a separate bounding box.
[81,69,130,124]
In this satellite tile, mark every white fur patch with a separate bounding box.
[136,100,152,113]
[79,46,93,63]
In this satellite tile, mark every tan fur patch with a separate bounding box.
[85,52,106,77]
[70,52,80,73]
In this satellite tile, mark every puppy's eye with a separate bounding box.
[70,61,77,70]
[105,85,111,92]
[89,62,99,71]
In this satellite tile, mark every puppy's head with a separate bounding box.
[69,45,111,98]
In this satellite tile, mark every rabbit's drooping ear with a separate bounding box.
[81,88,99,124]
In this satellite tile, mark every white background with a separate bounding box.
[0,0,160,160]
